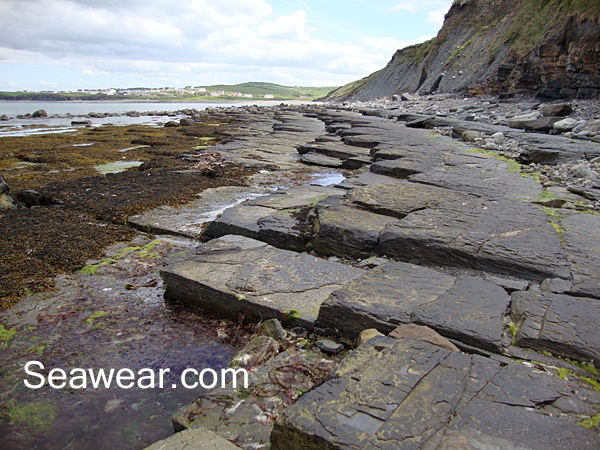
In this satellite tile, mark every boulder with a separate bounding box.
[358,328,384,345]
[179,118,195,126]
[542,104,573,117]
[0,114,9,121]
[461,130,482,142]
[258,318,286,340]
[523,117,563,132]
[553,118,580,133]
[32,109,47,118]
[164,120,179,127]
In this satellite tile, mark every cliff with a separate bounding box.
[325,0,600,102]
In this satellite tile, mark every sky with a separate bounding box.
[0,0,452,91]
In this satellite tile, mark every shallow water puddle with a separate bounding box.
[0,236,253,450]
[309,171,346,186]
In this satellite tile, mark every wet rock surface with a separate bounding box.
[3,100,600,450]
[160,235,365,328]
[271,336,600,450]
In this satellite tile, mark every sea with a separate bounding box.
[0,100,284,137]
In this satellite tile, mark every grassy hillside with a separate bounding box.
[0,82,338,102]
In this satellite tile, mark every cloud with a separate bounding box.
[0,0,451,89]
[391,2,418,12]
[259,10,310,41]
[427,6,450,26]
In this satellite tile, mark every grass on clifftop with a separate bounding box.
[502,0,600,57]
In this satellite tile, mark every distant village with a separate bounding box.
[20,86,275,99]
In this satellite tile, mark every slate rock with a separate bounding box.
[317,262,456,338]
[412,275,512,352]
[316,339,344,354]
[358,329,384,345]
[376,198,571,280]
[161,235,365,328]
[312,195,400,259]
[272,336,600,450]
[346,180,465,219]
[369,159,429,178]
[409,152,542,200]
[335,171,399,190]
[542,104,573,117]
[388,324,460,352]
[204,204,272,241]
[442,397,599,450]
[258,318,286,340]
[301,152,344,168]
[143,426,242,450]
[511,290,600,365]
[560,213,600,298]
[553,118,580,133]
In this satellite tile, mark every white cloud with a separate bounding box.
[259,10,310,41]
[427,6,450,26]
[0,0,450,88]
[391,2,418,12]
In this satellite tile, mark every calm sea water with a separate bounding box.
[0,101,278,136]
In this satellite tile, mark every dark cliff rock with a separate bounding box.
[325,0,600,102]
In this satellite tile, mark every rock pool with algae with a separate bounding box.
[0,116,265,449]
[0,236,257,450]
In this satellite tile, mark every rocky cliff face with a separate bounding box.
[326,0,600,102]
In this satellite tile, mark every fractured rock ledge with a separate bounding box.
[271,336,600,450]
[160,235,365,328]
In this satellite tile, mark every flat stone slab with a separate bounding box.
[376,198,571,280]
[271,336,600,450]
[204,186,342,251]
[409,151,543,200]
[511,290,600,365]
[317,262,456,339]
[143,426,242,450]
[335,171,399,190]
[301,152,344,168]
[245,185,342,210]
[161,235,365,328]
[297,142,371,160]
[346,180,467,219]
[128,186,267,237]
[370,158,431,178]
[312,196,401,259]
[412,275,512,352]
[560,213,600,299]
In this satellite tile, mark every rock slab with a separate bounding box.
[161,235,365,328]
[511,290,600,366]
[271,336,600,450]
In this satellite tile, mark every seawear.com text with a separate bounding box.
[23,361,248,390]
